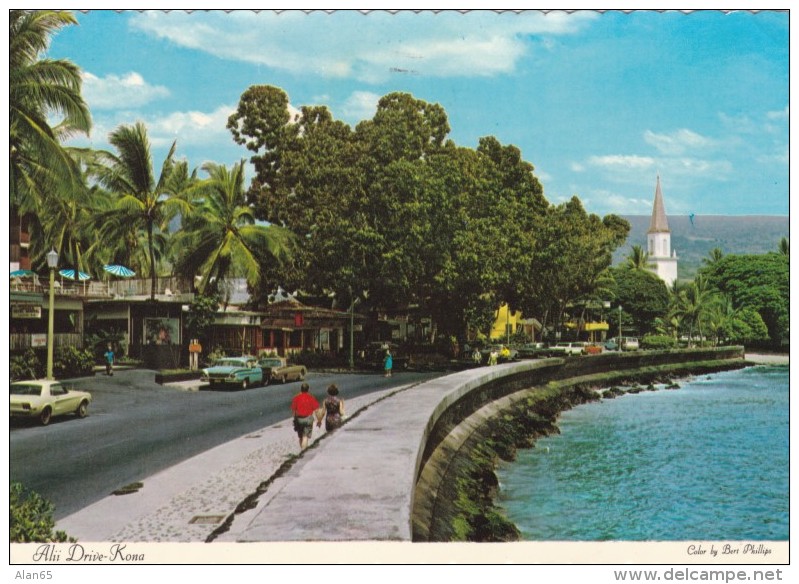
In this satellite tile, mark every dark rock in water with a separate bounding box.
[646,383,657,391]
[666,382,681,389]
[628,387,643,394]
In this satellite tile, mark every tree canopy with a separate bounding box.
[226,84,629,339]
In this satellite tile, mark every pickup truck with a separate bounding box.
[257,356,307,384]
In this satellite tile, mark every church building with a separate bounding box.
[646,176,678,286]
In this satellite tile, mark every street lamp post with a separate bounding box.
[618,304,623,341]
[46,249,59,380]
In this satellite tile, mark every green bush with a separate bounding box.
[641,334,678,350]
[53,346,95,379]
[11,349,43,381]
[10,482,73,543]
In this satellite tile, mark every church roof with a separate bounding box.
[648,175,670,233]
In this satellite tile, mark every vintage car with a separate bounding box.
[257,357,307,384]
[515,342,549,359]
[10,379,92,426]
[201,356,263,389]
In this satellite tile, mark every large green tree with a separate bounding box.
[700,253,789,345]
[610,266,671,336]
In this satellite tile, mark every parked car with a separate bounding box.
[201,356,263,389]
[258,356,307,384]
[607,336,640,351]
[515,342,549,359]
[549,341,588,356]
[10,379,92,426]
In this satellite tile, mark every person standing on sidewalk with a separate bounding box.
[104,344,115,376]
[291,383,321,450]
[383,349,393,377]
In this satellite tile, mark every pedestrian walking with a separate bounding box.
[383,349,393,377]
[104,344,115,376]
[323,384,346,432]
[290,383,321,450]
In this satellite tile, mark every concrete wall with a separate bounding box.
[412,346,746,541]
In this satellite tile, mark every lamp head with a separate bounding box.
[46,249,59,269]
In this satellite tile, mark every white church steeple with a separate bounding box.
[646,176,678,286]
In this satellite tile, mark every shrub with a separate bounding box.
[641,334,678,350]
[11,349,43,381]
[53,346,95,379]
[10,482,73,543]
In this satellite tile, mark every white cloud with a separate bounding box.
[145,104,236,148]
[579,189,652,215]
[82,71,170,110]
[340,91,381,123]
[128,10,597,82]
[643,129,717,155]
[587,154,655,171]
[766,106,788,121]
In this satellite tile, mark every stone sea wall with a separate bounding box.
[411,347,746,542]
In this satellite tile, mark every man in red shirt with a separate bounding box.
[291,382,321,450]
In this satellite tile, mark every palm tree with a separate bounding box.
[87,122,191,300]
[9,10,91,214]
[625,244,654,270]
[702,247,724,267]
[172,161,295,295]
[778,237,789,257]
[671,274,718,346]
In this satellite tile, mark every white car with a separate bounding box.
[550,342,588,356]
[10,379,92,426]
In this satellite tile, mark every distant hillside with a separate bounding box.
[613,215,789,280]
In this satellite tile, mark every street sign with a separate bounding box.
[31,334,47,347]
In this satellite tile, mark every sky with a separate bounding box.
[38,9,790,217]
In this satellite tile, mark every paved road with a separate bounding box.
[10,367,437,519]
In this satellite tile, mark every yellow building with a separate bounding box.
[489,304,541,342]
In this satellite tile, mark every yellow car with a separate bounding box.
[10,379,92,426]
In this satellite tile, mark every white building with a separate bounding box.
[646,176,678,286]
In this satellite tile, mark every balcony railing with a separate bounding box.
[9,276,194,300]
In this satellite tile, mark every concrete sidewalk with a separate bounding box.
[56,382,413,542]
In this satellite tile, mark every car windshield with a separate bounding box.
[215,359,246,367]
[11,384,42,396]
[260,359,282,367]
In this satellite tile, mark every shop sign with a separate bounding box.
[12,303,41,319]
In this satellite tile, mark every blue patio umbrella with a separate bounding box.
[103,264,136,277]
[58,269,91,281]
[10,269,36,278]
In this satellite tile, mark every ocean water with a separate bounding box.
[496,365,789,541]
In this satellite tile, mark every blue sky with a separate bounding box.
[44,9,789,217]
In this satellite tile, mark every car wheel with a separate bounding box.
[40,407,52,426]
[76,400,89,418]
[241,378,249,390]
